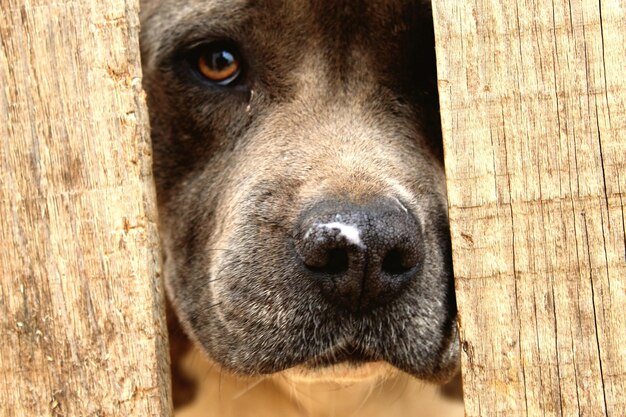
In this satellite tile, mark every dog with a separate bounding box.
[140,0,462,415]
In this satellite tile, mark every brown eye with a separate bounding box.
[196,44,241,85]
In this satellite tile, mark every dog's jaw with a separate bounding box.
[173,343,464,417]
[283,361,398,384]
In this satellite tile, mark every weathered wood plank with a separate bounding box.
[0,0,172,415]
[432,0,625,415]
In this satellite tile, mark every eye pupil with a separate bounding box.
[212,51,235,71]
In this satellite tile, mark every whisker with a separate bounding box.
[388,372,411,407]
[232,376,268,400]
[204,258,236,285]
[202,301,223,314]
[349,380,376,417]
[276,374,312,416]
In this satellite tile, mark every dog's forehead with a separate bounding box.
[141,0,427,23]
[140,0,431,65]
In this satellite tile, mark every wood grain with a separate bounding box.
[433,0,625,415]
[0,0,172,415]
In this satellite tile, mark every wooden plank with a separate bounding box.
[0,0,172,415]
[432,0,625,415]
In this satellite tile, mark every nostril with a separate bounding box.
[307,248,349,274]
[381,248,415,275]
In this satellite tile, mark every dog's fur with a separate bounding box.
[140,0,462,415]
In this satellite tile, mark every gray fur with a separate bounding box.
[140,0,460,383]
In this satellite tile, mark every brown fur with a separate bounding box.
[140,0,462,414]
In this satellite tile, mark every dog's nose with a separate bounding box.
[295,199,423,312]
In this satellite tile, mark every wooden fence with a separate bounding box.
[1,0,623,416]
[0,0,171,415]
[433,0,625,415]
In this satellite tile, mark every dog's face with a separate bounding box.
[140,0,459,383]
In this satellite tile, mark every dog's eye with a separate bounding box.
[195,42,241,85]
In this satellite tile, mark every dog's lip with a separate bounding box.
[303,343,378,369]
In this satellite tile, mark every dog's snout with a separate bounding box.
[295,199,423,312]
